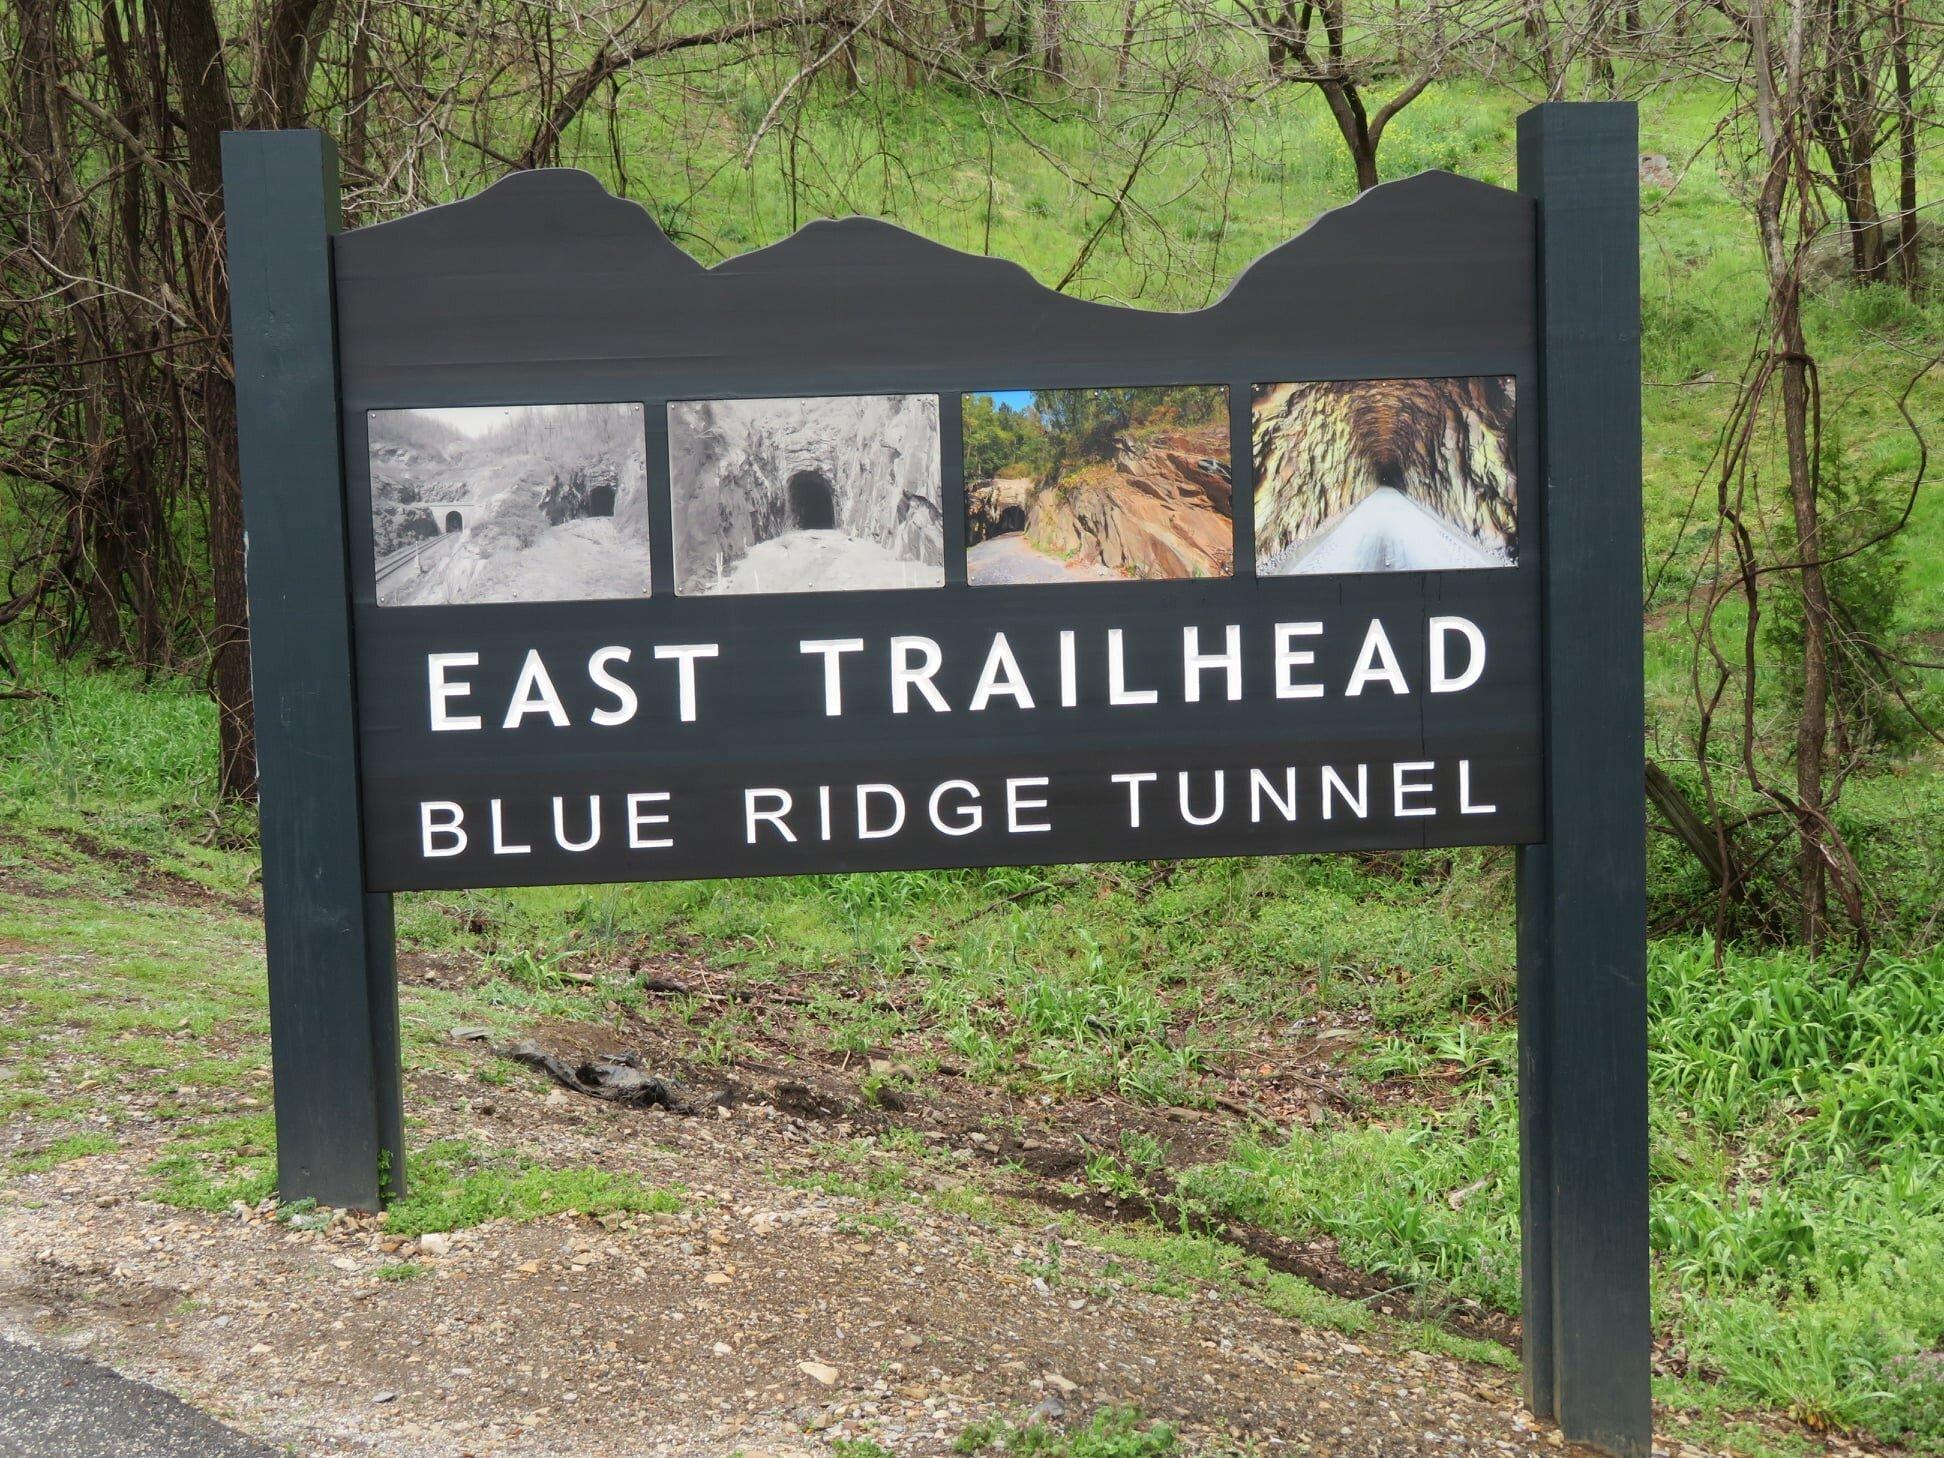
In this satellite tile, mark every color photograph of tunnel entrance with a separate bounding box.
[963,385,1233,587]
[1252,376,1517,576]
[668,394,944,596]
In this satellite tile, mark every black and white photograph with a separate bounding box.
[668,394,943,596]
[1253,377,1517,575]
[368,402,649,607]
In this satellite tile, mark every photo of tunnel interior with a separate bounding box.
[668,393,944,596]
[1252,376,1517,575]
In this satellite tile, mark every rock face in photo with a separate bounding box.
[1030,428,1233,579]
[670,394,942,595]
[967,426,1232,584]
[1252,377,1516,574]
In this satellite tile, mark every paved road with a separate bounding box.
[0,1338,282,1457]
[967,532,1118,585]
[1264,487,1506,574]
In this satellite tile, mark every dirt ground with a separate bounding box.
[0,900,1862,1458]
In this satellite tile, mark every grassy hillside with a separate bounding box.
[4,71,1942,1456]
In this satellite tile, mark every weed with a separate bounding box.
[9,1131,116,1174]
[380,1140,682,1236]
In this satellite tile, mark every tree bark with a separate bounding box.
[162,0,256,798]
[1890,0,1920,292]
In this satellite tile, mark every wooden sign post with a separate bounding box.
[223,102,1647,1455]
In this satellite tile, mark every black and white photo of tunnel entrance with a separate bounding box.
[367,402,650,608]
[1251,376,1517,575]
[668,394,944,596]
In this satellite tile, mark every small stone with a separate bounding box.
[797,1359,840,1386]
[704,1271,732,1286]
[516,1260,541,1275]
[897,1333,923,1351]
[330,1257,359,1272]
[372,1391,398,1404]
[418,1232,452,1257]
[712,1342,734,1357]
[1044,1371,1078,1395]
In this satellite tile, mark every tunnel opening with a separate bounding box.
[996,504,1027,533]
[443,510,463,533]
[587,484,616,517]
[788,470,837,531]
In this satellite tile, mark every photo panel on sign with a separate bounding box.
[668,393,944,596]
[367,402,650,607]
[963,385,1234,586]
[1252,377,1517,576]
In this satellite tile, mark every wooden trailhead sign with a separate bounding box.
[223,102,1649,1455]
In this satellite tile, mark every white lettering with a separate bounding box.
[1394,761,1436,817]
[1250,767,1298,823]
[800,638,864,716]
[552,795,600,852]
[503,649,570,728]
[490,799,531,855]
[1321,764,1370,820]
[890,636,951,714]
[1429,616,1486,694]
[856,784,907,839]
[627,792,672,849]
[744,788,796,843]
[969,632,1035,711]
[420,801,466,857]
[1183,625,1242,703]
[1007,777,1052,833]
[1345,621,1409,697]
[428,652,482,732]
[587,647,637,727]
[653,643,719,722]
[1107,628,1158,706]
[1178,770,1226,826]
[1274,622,1324,699]
[1460,759,1497,815]
[1112,771,1158,827]
[1059,629,1079,707]
[929,780,983,836]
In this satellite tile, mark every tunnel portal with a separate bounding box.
[788,470,837,531]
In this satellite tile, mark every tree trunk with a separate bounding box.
[163,0,256,798]
[1890,0,1920,293]
[1751,0,1832,948]
[1039,0,1063,78]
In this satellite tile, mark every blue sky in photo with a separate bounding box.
[977,389,1039,413]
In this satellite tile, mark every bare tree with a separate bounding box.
[1227,0,1518,190]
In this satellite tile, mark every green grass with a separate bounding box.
[954,1407,1178,1457]
[379,1139,683,1236]
[10,1131,117,1174]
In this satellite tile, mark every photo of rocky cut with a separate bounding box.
[1252,376,1517,575]
[668,394,943,596]
[963,385,1232,586]
[368,402,649,607]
